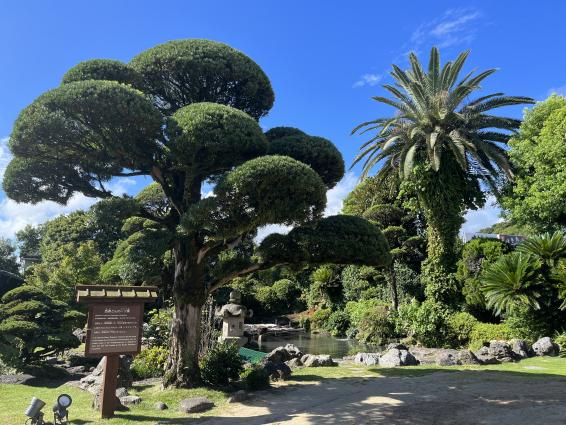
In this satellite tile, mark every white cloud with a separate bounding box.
[353,73,382,88]
[461,196,502,234]
[254,172,358,243]
[410,8,481,50]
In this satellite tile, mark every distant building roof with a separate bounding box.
[76,285,158,303]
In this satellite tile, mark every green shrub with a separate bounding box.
[447,312,478,347]
[326,310,350,337]
[468,322,512,350]
[310,308,332,331]
[200,342,244,387]
[131,346,168,379]
[395,299,452,347]
[239,367,271,390]
[145,308,172,346]
[0,285,84,368]
[554,332,566,358]
[345,299,395,344]
[505,308,559,341]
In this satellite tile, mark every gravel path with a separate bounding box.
[198,370,566,424]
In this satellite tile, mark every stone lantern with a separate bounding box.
[215,290,253,346]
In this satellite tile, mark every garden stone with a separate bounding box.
[379,348,418,367]
[487,340,515,362]
[474,346,500,365]
[261,360,292,380]
[155,401,168,410]
[228,390,249,403]
[532,337,559,356]
[265,346,292,363]
[79,355,133,395]
[73,328,86,343]
[66,366,86,374]
[115,387,129,398]
[179,397,215,413]
[435,352,458,366]
[302,354,336,367]
[354,352,380,365]
[285,358,303,368]
[284,344,303,359]
[511,339,531,358]
[457,350,480,365]
[120,395,142,406]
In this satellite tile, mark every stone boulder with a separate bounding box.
[120,395,142,406]
[379,346,419,367]
[155,401,168,410]
[456,350,480,365]
[261,360,292,380]
[511,339,532,359]
[79,355,133,395]
[284,344,303,359]
[301,354,336,367]
[179,397,214,413]
[474,341,517,364]
[264,347,292,363]
[435,352,458,366]
[285,358,303,368]
[354,352,380,366]
[474,346,500,365]
[532,337,559,356]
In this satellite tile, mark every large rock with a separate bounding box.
[487,340,515,362]
[301,354,336,367]
[435,352,458,366]
[285,358,303,368]
[511,339,532,359]
[264,347,291,363]
[179,397,214,413]
[474,346,500,365]
[379,347,419,367]
[456,350,480,365]
[284,344,303,359]
[354,352,380,366]
[120,395,142,406]
[261,360,292,380]
[79,355,133,395]
[155,401,168,410]
[532,337,559,356]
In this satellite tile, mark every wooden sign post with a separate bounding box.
[76,285,158,419]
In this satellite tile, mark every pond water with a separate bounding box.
[255,332,381,358]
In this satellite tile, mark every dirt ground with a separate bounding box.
[197,369,566,425]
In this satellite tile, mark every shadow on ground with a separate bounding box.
[188,368,566,425]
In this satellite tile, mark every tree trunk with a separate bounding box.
[164,301,203,387]
[164,237,206,388]
[387,264,399,310]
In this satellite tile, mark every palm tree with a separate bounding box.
[352,47,534,285]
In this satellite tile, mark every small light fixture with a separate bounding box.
[52,394,72,424]
[24,397,46,425]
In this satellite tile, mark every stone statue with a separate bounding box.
[215,290,253,346]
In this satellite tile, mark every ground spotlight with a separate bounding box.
[52,394,72,424]
[24,397,46,425]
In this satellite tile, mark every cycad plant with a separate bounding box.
[352,47,534,291]
[481,252,542,315]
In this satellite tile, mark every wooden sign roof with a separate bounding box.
[76,285,158,303]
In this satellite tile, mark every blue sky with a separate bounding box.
[0,0,564,239]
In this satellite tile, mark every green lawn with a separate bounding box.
[1,357,565,425]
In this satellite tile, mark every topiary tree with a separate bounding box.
[0,286,84,367]
[3,39,390,387]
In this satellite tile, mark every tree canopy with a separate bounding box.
[504,95,566,231]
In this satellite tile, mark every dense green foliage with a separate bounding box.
[131,346,169,379]
[200,343,244,387]
[3,38,389,387]
[239,367,271,391]
[505,95,566,231]
[0,286,83,367]
[0,238,19,275]
[352,47,533,302]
